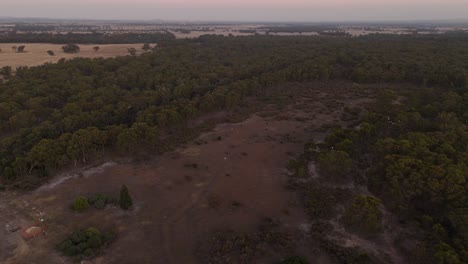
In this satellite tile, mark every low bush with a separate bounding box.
[88,193,116,209]
[58,227,113,258]
[316,150,353,179]
[72,196,89,212]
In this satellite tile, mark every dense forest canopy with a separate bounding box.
[0,34,467,184]
[310,86,467,263]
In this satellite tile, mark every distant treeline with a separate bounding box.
[0,32,175,44]
[260,25,349,36]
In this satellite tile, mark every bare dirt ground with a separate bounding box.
[0,83,404,264]
[0,43,147,68]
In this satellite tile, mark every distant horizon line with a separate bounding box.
[1,15,468,25]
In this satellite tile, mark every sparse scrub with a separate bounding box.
[198,218,293,263]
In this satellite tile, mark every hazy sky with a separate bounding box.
[2,0,468,21]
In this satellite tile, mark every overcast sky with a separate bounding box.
[2,0,468,21]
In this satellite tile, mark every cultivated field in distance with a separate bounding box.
[0,43,146,68]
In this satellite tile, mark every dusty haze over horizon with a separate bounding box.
[1,0,468,22]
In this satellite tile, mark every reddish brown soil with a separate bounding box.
[0,83,378,264]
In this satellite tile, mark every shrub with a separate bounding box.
[119,185,133,210]
[58,227,112,257]
[127,48,137,56]
[316,150,352,179]
[88,193,115,209]
[142,43,151,51]
[72,196,89,212]
[287,159,308,178]
[47,50,54,56]
[342,195,383,234]
[304,184,336,219]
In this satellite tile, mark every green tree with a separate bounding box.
[127,48,137,56]
[142,43,151,51]
[62,44,80,53]
[16,45,26,53]
[0,66,13,79]
[119,184,133,210]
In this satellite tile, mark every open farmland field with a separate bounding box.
[0,43,147,68]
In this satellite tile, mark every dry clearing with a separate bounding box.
[0,43,146,68]
[0,83,406,264]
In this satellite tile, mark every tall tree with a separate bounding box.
[119,184,133,210]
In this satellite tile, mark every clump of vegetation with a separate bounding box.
[72,196,89,212]
[287,158,308,178]
[279,256,309,264]
[46,50,55,56]
[319,239,375,264]
[303,182,337,219]
[58,227,113,258]
[71,192,118,212]
[127,47,137,56]
[88,193,116,209]
[119,185,133,210]
[198,218,292,263]
[93,46,100,52]
[142,43,152,51]
[316,150,352,179]
[0,66,12,79]
[15,45,26,53]
[62,43,80,53]
[342,195,383,235]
